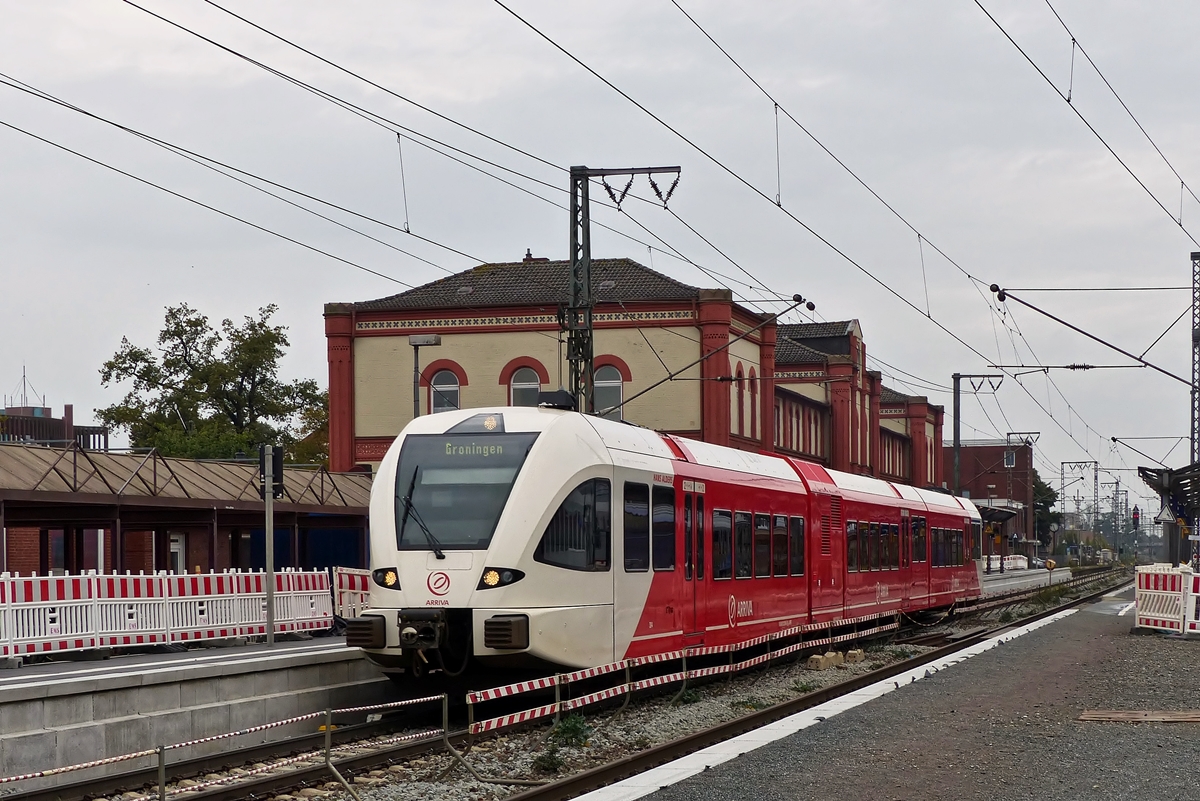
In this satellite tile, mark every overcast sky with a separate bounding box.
[3,0,1198,511]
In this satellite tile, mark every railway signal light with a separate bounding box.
[259,444,284,500]
[1132,506,1140,529]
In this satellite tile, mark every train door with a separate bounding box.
[900,512,912,606]
[808,494,845,621]
[910,514,929,604]
[681,484,707,643]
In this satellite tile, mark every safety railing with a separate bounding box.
[464,610,899,736]
[333,566,371,619]
[1135,563,1196,634]
[0,692,447,801]
[0,569,333,658]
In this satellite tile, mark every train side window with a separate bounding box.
[684,493,693,581]
[971,521,982,560]
[652,486,676,571]
[858,521,869,570]
[712,509,732,579]
[912,517,927,563]
[789,516,805,575]
[772,515,789,576]
[901,519,910,569]
[534,478,611,572]
[734,512,753,578]
[957,528,966,566]
[696,496,706,580]
[869,522,880,571]
[933,527,944,567]
[623,482,650,572]
[890,524,900,570]
[754,514,771,578]
[846,521,858,573]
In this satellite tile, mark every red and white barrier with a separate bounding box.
[464,613,901,735]
[1134,564,1194,633]
[333,566,371,618]
[0,569,334,658]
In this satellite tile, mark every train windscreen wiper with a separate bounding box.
[399,465,446,560]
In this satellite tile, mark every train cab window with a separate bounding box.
[772,515,789,576]
[696,496,706,580]
[846,521,858,573]
[890,524,900,570]
[912,517,927,563]
[534,478,611,572]
[858,521,869,570]
[869,523,880,571]
[652,487,676,571]
[623,483,650,572]
[684,494,693,581]
[712,510,732,579]
[789,517,805,575]
[734,512,752,578]
[754,514,771,578]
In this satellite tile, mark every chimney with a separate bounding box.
[522,249,549,264]
[63,404,74,446]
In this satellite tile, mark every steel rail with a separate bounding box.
[10,568,1125,801]
[505,569,1128,801]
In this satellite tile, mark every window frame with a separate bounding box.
[846,520,858,573]
[771,515,789,577]
[509,366,542,407]
[533,477,611,572]
[712,509,733,580]
[753,513,772,578]
[594,365,624,421]
[696,495,706,580]
[734,511,753,579]
[622,482,650,572]
[429,369,460,413]
[789,516,806,576]
[651,486,676,572]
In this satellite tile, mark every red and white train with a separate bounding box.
[347,406,985,677]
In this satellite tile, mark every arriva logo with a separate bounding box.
[728,594,754,627]
[427,571,451,596]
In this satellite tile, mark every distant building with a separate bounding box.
[0,404,109,450]
[325,253,944,488]
[941,439,1036,554]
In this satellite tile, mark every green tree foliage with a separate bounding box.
[98,304,325,460]
[1032,469,1061,544]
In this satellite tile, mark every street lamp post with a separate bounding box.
[409,335,442,420]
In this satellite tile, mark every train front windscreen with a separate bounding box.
[393,429,538,551]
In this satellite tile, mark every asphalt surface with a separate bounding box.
[643,585,1200,801]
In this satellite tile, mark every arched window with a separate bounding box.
[430,370,459,413]
[749,368,758,441]
[735,363,745,437]
[510,366,542,407]
[594,365,623,420]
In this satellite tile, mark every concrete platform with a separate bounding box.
[0,637,394,789]
[980,565,1070,595]
[583,583,1200,801]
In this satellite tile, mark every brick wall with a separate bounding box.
[124,530,154,573]
[4,527,40,574]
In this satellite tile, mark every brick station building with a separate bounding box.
[325,253,944,487]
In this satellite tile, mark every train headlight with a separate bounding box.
[372,568,401,589]
[477,567,525,590]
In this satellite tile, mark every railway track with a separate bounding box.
[7,568,1127,801]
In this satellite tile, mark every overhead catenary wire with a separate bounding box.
[974,0,1200,250]
[1043,0,1200,214]
[0,116,413,288]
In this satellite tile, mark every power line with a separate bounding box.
[121,0,790,318]
[1043,0,1200,214]
[1006,285,1188,292]
[0,116,412,287]
[490,0,999,368]
[974,0,1200,249]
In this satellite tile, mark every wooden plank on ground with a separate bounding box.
[1080,710,1200,722]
